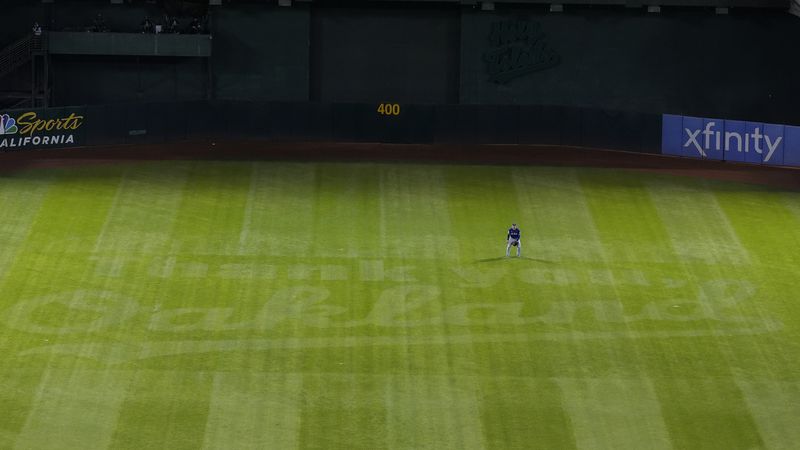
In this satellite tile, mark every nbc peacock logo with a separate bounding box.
[0,114,19,135]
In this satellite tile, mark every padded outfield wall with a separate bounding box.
[3,101,800,172]
[0,100,659,150]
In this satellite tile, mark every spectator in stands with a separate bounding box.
[141,16,154,34]
[31,22,43,50]
[92,13,108,33]
[189,17,201,34]
[167,16,180,34]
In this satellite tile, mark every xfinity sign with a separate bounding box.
[682,121,782,161]
[662,114,800,167]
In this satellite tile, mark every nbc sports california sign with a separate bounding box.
[0,110,84,151]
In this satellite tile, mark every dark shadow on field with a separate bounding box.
[2,141,799,191]
[475,257,507,263]
[475,256,552,264]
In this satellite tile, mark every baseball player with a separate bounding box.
[506,223,521,257]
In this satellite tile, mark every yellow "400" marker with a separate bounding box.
[377,103,400,116]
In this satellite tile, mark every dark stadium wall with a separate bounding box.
[303,5,799,123]
[45,1,208,105]
[0,2,49,48]
[309,5,460,104]
[210,4,310,101]
[459,8,800,124]
[6,1,798,127]
[51,56,206,106]
[7,2,308,106]
[0,63,32,94]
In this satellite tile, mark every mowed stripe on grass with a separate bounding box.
[646,177,751,265]
[238,162,316,257]
[0,161,798,449]
[202,372,303,449]
[14,369,132,450]
[556,377,671,450]
[736,378,800,449]
[512,167,605,263]
[0,173,53,281]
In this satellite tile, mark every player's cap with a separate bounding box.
[512,223,516,226]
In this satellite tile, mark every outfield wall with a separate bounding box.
[5,100,800,171]
[0,101,661,152]
[4,100,800,170]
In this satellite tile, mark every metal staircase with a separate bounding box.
[0,33,49,109]
[0,35,33,80]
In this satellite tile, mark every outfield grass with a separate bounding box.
[0,160,799,449]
